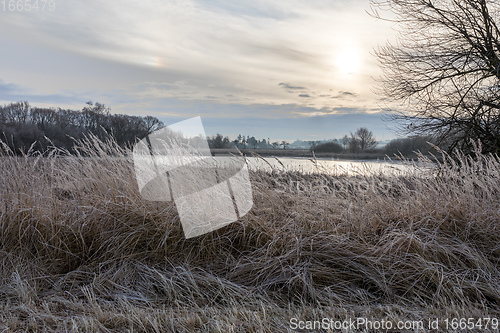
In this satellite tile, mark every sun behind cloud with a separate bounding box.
[335,48,361,75]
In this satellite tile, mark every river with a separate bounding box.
[245,156,432,176]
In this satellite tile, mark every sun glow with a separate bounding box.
[142,56,164,68]
[335,49,360,75]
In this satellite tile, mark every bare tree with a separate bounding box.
[340,135,350,150]
[143,115,164,136]
[353,127,377,150]
[371,0,500,154]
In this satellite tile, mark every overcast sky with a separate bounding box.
[0,0,399,141]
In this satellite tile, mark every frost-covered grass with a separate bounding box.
[0,137,498,332]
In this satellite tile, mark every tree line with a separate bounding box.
[208,127,435,157]
[208,134,290,150]
[1,101,434,157]
[0,101,163,154]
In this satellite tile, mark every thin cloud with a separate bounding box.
[0,80,23,95]
[292,106,375,117]
[330,91,358,99]
[279,83,307,90]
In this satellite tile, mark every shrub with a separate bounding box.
[313,141,343,153]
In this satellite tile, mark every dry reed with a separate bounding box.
[0,136,498,332]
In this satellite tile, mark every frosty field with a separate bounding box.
[0,137,498,332]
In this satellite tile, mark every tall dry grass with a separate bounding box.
[0,136,498,332]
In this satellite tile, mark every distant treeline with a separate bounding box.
[0,101,163,154]
[1,101,436,158]
[313,135,435,157]
[208,128,437,158]
[210,127,437,157]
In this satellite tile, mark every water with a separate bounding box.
[245,156,432,176]
[135,154,433,176]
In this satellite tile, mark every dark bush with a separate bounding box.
[313,141,343,153]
